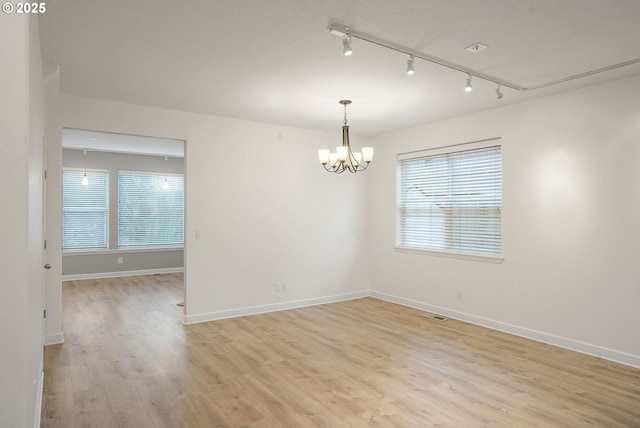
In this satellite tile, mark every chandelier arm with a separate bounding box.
[328,164,343,173]
[356,162,370,172]
[325,161,345,173]
[346,140,366,170]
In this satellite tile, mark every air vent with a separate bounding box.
[466,42,488,53]
[423,312,448,322]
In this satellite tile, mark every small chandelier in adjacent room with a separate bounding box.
[82,149,89,186]
[318,100,373,174]
[163,155,169,189]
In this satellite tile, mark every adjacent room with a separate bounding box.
[59,129,185,281]
[2,1,640,427]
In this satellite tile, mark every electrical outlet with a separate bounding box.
[117,257,123,264]
[281,282,287,291]
[457,289,462,300]
[195,230,201,239]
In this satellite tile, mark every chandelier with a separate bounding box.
[318,100,373,174]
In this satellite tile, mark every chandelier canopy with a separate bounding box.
[318,100,373,174]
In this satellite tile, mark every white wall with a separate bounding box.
[45,95,370,325]
[0,14,45,428]
[368,74,640,367]
[27,14,46,428]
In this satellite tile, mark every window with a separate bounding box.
[62,169,109,250]
[397,141,502,258]
[118,171,184,248]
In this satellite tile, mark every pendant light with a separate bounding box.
[82,149,89,186]
[163,155,169,189]
[318,100,373,174]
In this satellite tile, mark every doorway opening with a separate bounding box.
[60,128,186,312]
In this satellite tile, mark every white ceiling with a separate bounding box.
[39,0,640,136]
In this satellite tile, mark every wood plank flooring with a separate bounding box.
[42,274,640,427]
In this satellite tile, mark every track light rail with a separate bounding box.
[328,23,640,93]
[328,23,523,91]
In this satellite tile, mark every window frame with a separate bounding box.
[395,138,503,263]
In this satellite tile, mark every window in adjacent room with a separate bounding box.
[396,139,502,260]
[118,171,184,249]
[62,168,109,250]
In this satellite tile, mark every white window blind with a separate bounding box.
[62,169,109,250]
[118,171,184,248]
[397,142,502,257]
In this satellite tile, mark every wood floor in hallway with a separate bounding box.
[41,274,640,427]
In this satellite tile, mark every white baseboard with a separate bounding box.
[370,290,640,369]
[182,290,369,324]
[52,274,640,369]
[62,267,184,281]
[44,332,64,346]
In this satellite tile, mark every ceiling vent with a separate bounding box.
[466,42,489,53]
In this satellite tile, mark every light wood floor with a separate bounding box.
[42,274,640,427]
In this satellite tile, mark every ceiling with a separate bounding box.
[39,0,640,136]
[62,129,185,157]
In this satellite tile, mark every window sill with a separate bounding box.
[394,246,503,263]
[63,246,184,256]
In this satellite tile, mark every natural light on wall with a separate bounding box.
[533,147,587,248]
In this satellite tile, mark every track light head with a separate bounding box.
[406,55,415,75]
[342,36,352,56]
[495,84,504,100]
[465,74,473,93]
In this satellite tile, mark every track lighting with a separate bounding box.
[406,55,415,75]
[465,74,473,93]
[342,36,352,56]
[328,21,640,95]
[495,84,504,100]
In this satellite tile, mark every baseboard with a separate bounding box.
[44,331,65,346]
[62,267,184,281]
[182,290,369,324]
[370,290,640,369]
[34,366,43,428]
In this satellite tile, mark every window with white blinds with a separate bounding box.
[62,169,109,250]
[397,142,502,258]
[118,171,184,248]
